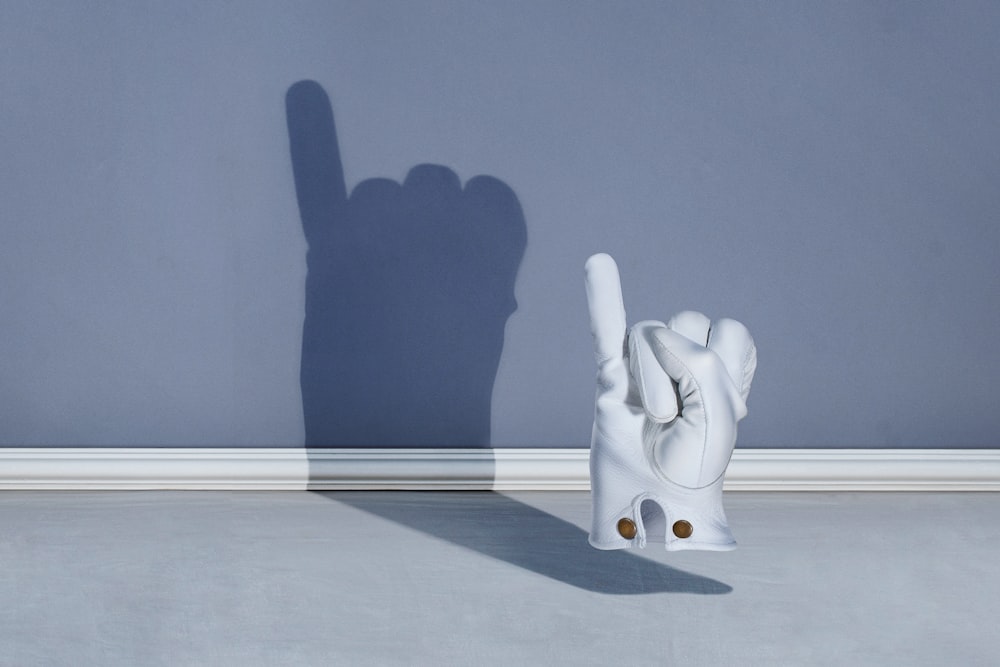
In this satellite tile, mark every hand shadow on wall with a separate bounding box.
[325,491,732,595]
[286,80,527,447]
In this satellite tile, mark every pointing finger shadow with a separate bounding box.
[317,491,732,595]
[287,81,527,447]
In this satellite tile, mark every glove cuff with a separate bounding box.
[589,432,736,551]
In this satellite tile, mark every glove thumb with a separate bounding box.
[628,321,677,422]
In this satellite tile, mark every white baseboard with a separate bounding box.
[1,448,998,491]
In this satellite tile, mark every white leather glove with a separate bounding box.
[584,253,757,551]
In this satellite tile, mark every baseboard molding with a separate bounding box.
[1,448,998,491]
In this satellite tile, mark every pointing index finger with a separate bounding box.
[585,253,627,364]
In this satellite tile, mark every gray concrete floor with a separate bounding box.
[1,491,997,666]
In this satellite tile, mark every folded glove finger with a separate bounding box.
[666,310,712,346]
[707,318,757,402]
[628,320,677,422]
[648,327,710,424]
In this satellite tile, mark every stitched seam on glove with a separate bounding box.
[741,341,754,396]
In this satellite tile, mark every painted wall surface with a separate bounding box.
[2,1,998,448]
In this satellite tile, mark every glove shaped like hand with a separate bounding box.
[585,254,756,551]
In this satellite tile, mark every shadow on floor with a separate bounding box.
[317,491,731,596]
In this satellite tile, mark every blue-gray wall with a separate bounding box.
[2,1,998,448]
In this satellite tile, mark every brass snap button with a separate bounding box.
[617,518,637,539]
[672,520,693,539]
